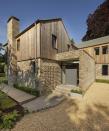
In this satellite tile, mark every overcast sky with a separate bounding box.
[0,0,105,44]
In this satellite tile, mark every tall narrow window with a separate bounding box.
[52,34,57,49]
[102,46,108,54]
[94,47,99,55]
[32,61,36,73]
[17,39,20,51]
[102,65,108,76]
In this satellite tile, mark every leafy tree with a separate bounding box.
[0,44,7,74]
[82,0,109,41]
[71,38,75,44]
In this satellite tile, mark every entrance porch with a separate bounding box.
[61,61,79,86]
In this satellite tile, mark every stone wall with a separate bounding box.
[79,51,96,91]
[56,50,96,91]
[17,60,38,88]
[56,50,80,61]
[7,17,20,85]
[39,59,61,93]
[96,64,109,80]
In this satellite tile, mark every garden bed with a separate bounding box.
[0,91,24,129]
[14,83,39,97]
[96,79,109,84]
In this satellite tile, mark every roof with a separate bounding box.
[16,18,62,38]
[7,16,20,23]
[77,35,109,48]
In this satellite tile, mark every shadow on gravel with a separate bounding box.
[66,100,109,131]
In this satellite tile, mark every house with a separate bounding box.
[7,16,96,94]
[78,36,109,80]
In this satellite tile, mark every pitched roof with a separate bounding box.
[16,18,62,38]
[77,35,109,48]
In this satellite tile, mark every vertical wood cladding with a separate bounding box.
[40,21,71,59]
[16,20,72,61]
[16,26,36,61]
[82,43,109,64]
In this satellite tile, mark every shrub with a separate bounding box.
[1,110,19,129]
[0,73,5,77]
[96,79,109,84]
[71,88,82,94]
[0,77,8,85]
[13,83,39,97]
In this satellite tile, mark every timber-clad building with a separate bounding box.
[7,16,109,94]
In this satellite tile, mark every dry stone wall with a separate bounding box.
[96,64,109,80]
[17,60,38,88]
[79,51,96,91]
[39,59,61,93]
[56,50,80,61]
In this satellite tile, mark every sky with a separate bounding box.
[0,0,105,44]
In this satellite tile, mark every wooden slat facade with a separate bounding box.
[16,26,36,61]
[16,20,72,61]
[82,43,109,64]
[40,21,71,59]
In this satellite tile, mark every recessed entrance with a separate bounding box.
[62,62,79,86]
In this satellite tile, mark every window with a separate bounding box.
[102,46,108,54]
[17,39,20,51]
[32,61,36,73]
[52,34,57,49]
[102,65,108,76]
[94,47,99,55]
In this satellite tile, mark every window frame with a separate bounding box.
[102,45,108,54]
[17,39,20,51]
[102,65,108,76]
[94,47,100,55]
[52,34,57,50]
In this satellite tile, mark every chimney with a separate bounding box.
[7,16,20,45]
[7,16,20,85]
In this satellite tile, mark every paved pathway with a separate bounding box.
[0,84,65,112]
[22,93,65,112]
[0,84,36,104]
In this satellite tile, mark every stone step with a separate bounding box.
[54,89,70,95]
[53,85,79,97]
[53,90,70,97]
[55,87,72,92]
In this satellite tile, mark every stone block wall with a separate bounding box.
[56,50,80,61]
[17,60,38,88]
[79,51,96,91]
[7,17,20,85]
[96,64,109,80]
[39,59,61,93]
[17,58,61,93]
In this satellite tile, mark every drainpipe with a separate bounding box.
[35,22,41,96]
[34,22,37,88]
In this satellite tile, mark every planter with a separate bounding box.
[68,92,82,99]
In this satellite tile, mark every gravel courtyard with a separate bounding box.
[12,82,109,131]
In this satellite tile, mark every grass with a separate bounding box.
[0,91,17,110]
[96,79,109,84]
[0,92,24,129]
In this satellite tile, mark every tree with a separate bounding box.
[82,0,109,41]
[0,44,7,77]
[71,38,75,44]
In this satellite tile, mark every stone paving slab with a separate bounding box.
[22,93,65,112]
[0,84,36,104]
